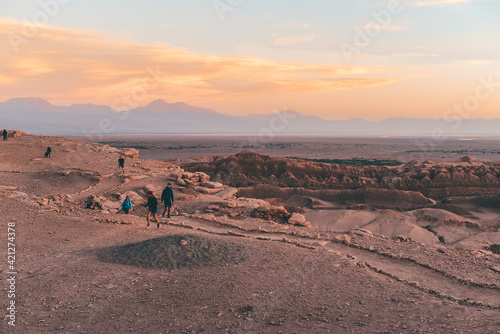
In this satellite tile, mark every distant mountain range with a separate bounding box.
[1,97,499,136]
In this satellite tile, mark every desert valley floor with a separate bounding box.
[1,134,500,333]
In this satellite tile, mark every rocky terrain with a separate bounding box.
[1,133,500,333]
[185,150,500,196]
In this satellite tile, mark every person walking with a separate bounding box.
[144,191,160,228]
[161,183,175,218]
[121,196,132,214]
[118,156,125,173]
[3,129,7,141]
[45,147,52,158]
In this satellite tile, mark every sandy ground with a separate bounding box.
[1,135,500,333]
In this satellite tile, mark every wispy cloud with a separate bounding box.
[0,18,397,106]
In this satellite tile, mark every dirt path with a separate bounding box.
[161,217,500,309]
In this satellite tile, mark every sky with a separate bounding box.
[0,0,499,120]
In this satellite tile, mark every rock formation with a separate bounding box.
[186,150,500,206]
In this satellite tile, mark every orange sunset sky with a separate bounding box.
[1,0,499,120]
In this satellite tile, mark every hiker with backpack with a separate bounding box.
[161,183,175,218]
[144,191,160,228]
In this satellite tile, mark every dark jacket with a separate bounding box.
[145,196,158,211]
[161,187,174,203]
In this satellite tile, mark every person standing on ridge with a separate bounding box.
[144,191,160,228]
[45,147,51,158]
[3,129,7,141]
[161,183,175,218]
[118,156,125,173]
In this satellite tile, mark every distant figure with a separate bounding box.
[118,156,125,173]
[121,196,132,214]
[161,183,175,218]
[44,147,51,158]
[3,129,7,141]
[144,191,160,228]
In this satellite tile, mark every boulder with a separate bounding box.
[101,200,121,210]
[351,228,373,237]
[100,145,120,153]
[196,172,210,182]
[119,191,144,203]
[215,187,238,200]
[235,198,272,210]
[334,234,351,245]
[201,181,224,189]
[5,130,27,138]
[182,172,198,179]
[120,148,139,159]
[144,184,161,194]
[287,213,312,228]
[175,192,198,201]
[184,178,198,184]
[176,178,187,186]
[0,186,18,192]
[36,197,50,207]
[194,186,223,195]
[251,205,289,220]
[85,196,103,210]
[287,212,305,224]
[9,191,29,198]
[226,201,238,208]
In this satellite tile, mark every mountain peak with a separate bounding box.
[145,99,170,110]
[142,99,217,114]
[3,97,57,111]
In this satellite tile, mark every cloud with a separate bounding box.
[0,18,398,107]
